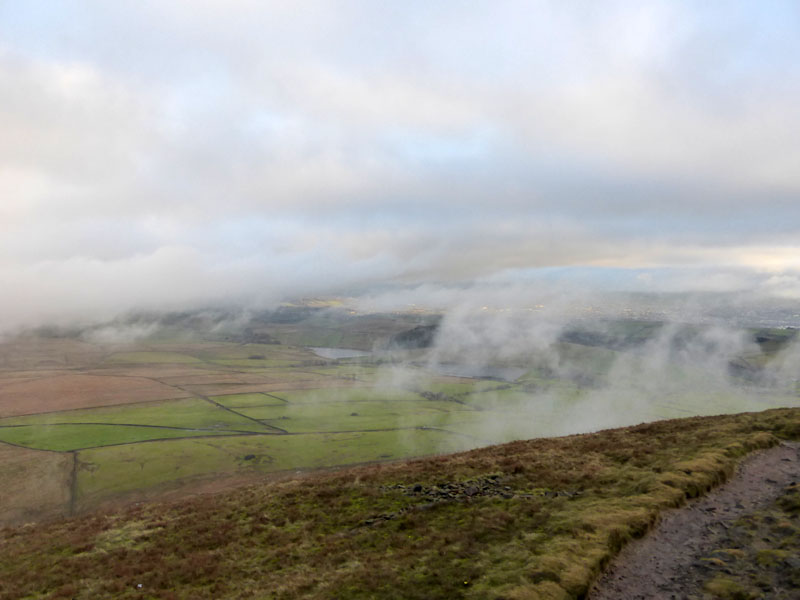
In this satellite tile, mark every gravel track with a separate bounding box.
[590,441,800,600]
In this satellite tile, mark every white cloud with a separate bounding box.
[1,1,799,329]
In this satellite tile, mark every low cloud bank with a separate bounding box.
[370,303,800,445]
[3,266,800,341]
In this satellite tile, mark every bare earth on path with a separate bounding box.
[590,441,800,600]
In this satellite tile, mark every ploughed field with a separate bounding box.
[0,323,798,526]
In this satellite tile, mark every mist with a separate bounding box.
[358,300,800,447]
[3,1,800,338]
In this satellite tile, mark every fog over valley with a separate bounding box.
[2,2,800,333]
[1,5,800,583]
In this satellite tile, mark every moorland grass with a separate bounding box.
[1,408,798,600]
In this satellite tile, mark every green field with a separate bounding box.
[104,351,204,364]
[212,392,288,408]
[0,397,271,432]
[75,428,474,506]
[266,387,426,404]
[237,400,479,433]
[0,423,240,452]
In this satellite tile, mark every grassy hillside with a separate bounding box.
[1,408,798,600]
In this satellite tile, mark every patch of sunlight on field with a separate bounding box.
[75,429,473,504]
[104,351,204,364]
[0,423,242,451]
[0,397,270,432]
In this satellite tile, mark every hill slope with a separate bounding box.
[1,408,799,600]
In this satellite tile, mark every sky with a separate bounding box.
[1,1,800,329]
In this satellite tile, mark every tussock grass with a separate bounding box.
[1,407,798,599]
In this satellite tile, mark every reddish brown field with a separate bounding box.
[0,370,78,384]
[0,374,189,417]
[0,443,72,525]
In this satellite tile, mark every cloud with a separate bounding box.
[381,301,800,443]
[1,1,799,329]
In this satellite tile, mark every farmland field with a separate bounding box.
[0,443,72,524]
[1,313,798,526]
[73,427,474,512]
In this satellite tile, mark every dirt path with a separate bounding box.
[590,441,800,600]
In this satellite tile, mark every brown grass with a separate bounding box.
[0,443,72,525]
[0,338,105,370]
[0,374,189,417]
